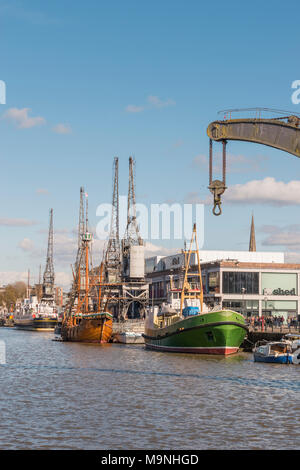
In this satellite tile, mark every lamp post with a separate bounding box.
[263,296,269,332]
[241,287,246,318]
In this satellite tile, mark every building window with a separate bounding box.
[261,273,297,296]
[208,272,220,293]
[223,299,259,316]
[222,272,259,294]
[262,300,297,322]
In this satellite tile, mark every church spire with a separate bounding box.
[249,213,256,252]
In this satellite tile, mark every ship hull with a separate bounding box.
[14,317,58,331]
[61,313,113,343]
[114,332,144,344]
[143,310,248,355]
[253,353,293,364]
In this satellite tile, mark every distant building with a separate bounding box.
[145,216,300,322]
[146,253,300,321]
[55,287,64,307]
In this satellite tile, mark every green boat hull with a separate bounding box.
[143,310,248,355]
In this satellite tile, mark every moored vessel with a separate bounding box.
[143,224,248,355]
[253,334,300,364]
[14,296,58,331]
[14,209,58,331]
[144,308,247,355]
[114,331,144,344]
[60,189,113,343]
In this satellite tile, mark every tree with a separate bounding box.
[0,282,27,310]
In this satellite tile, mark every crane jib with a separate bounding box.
[207,117,300,158]
[206,115,300,215]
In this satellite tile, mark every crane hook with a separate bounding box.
[208,139,227,215]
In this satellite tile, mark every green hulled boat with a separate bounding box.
[143,309,248,355]
[143,224,248,355]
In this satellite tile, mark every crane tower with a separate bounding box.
[42,208,55,302]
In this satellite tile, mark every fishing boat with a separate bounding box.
[60,189,113,343]
[253,334,300,364]
[143,224,248,355]
[14,295,58,331]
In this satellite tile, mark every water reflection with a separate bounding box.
[0,328,299,450]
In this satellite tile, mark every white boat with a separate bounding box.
[114,331,144,344]
[253,334,300,364]
[14,295,58,331]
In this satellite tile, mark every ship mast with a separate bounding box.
[84,193,90,313]
[66,189,94,316]
[180,223,203,315]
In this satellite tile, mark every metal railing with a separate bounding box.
[247,321,300,334]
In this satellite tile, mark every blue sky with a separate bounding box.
[1,0,300,287]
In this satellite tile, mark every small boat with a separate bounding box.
[143,224,248,355]
[253,341,293,364]
[2,315,14,327]
[253,335,300,364]
[114,331,144,344]
[52,322,63,341]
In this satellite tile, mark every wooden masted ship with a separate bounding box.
[61,189,113,343]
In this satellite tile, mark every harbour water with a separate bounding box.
[0,327,299,450]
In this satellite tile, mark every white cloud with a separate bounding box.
[261,225,300,249]
[263,232,300,247]
[0,271,30,286]
[284,252,300,263]
[224,177,300,206]
[125,104,144,113]
[0,3,60,26]
[184,192,210,205]
[193,152,268,174]
[0,271,71,289]
[125,95,175,113]
[36,188,49,195]
[173,140,184,148]
[0,218,37,227]
[147,95,176,108]
[52,123,72,134]
[18,238,35,252]
[3,107,46,129]
[144,241,178,257]
[260,224,300,264]
[54,271,72,289]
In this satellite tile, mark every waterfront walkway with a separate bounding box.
[247,324,300,335]
[242,323,300,351]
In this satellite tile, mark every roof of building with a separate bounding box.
[145,249,286,274]
[203,260,300,270]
